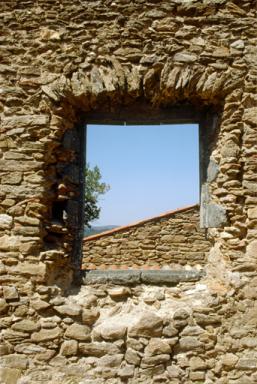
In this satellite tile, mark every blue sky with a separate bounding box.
[86,124,199,226]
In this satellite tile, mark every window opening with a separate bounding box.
[82,113,214,271]
[61,105,221,270]
[85,123,199,232]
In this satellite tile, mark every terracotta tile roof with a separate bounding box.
[83,204,199,242]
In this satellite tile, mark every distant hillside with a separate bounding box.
[84,225,118,237]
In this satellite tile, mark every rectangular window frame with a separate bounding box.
[82,104,219,232]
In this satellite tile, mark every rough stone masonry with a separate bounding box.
[82,205,211,269]
[0,0,257,383]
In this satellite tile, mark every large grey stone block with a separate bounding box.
[141,270,205,285]
[201,203,228,228]
[82,269,204,285]
[83,270,141,285]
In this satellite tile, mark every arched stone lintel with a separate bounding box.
[42,60,245,112]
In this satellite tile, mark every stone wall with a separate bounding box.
[2,278,229,384]
[83,205,211,269]
[1,0,257,383]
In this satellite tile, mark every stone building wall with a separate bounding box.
[0,278,228,384]
[0,1,257,383]
[83,205,211,269]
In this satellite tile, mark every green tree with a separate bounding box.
[84,163,110,228]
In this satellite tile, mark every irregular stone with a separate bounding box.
[167,364,183,379]
[0,214,13,229]
[3,286,19,300]
[139,363,165,377]
[36,349,56,362]
[107,287,131,298]
[14,304,29,317]
[145,338,172,356]
[60,340,78,356]
[12,262,46,281]
[39,315,61,328]
[244,108,257,126]
[179,336,203,351]
[31,327,62,342]
[0,261,6,275]
[0,160,43,173]
[1,172,22,185]
[65,323,91,341]
[3,330,29,343]
[248,207,257,219]
[221,141,240,158]
[142,290,165,303]
[0,235,20,251]
[2,115,49,130]
[30,299,50,311]
[49,296,65,306]
[0,367,22,384]
[54,303,82,317]
[0,343,13,356]
[181,325,205,336]
[230,39,245,50]
[243,181,257,194]
[0,316,12,328]
[89,366,117,379]
[173,308,190,320]
[190,371,205,381]
[245,240,257,260]
[81,294,98,308]
[189,356,206,370]
[125,348,141,366]
[127,338,144,352]
[11,320,40,333]
[118,364,134,378]
[162,324,178,337]
[242,284,257,300]
[211,46,230,58]
[13,224,41,236]
[95,322,127,341]
[221,353,239,368]
[79,342,120,357]
[1,354,28,369]
[230,375,253,384]
[173,52,197,63]
[15,216,40,226]
[236,358,257,370]
[128,311,163,337]
[19,241,39,255]
[141,354,171,367]
[114,47,141,59]
[241,337,257,348]
[0,298,8,314]
[14,343,46,355]
[194,312,221,325]
[82,308,100,325]
[98,354,123,367]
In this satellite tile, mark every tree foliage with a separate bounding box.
[84,163,110,227]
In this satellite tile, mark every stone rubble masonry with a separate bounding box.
[83,205,211,269]
[0,0,257,383]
